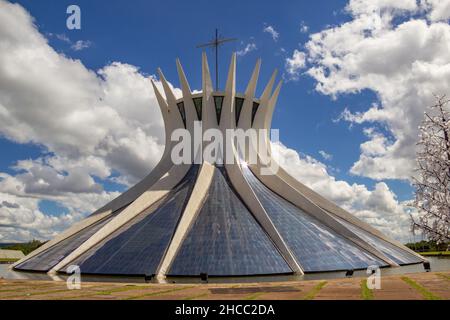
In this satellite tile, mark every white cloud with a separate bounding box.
[0,0,168,241]
[300,21,309,33]
[272,142,416,242]
[0,190,119,242]
[298,0,450,181]
[421,0,450,22]
[237,42,257,57]
[319,150,333,161]
[50,33,92,51]
[71,40,92,51]
[346,0,419,15]
[263,25,279,41]
[55,33,71,43]
[0,0,423,245]
[285,50,306,80]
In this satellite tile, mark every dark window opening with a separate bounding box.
[192,97,202,120]
[214,96,224,125]
[177,102,186,128]
[251,102,260,126]
[235,97,245,125]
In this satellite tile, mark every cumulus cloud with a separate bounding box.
[49,33,92,51]
[0,0,423,244]
[285,50,306,80]
[421,0,450,22]
[71,40,92,51]
[263,25,279,41]
[0,0,168,241]
[294,0,450,181]
[300,21,309,33]
[272,142,416,242]
[237,42,257,57]
[319,150,333,161]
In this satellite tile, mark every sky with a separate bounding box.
[0,0,449,243]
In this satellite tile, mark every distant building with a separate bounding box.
[0,249,25,263]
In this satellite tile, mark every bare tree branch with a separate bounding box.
[412,94,450,243]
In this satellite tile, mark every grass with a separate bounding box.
[5,289,71,299]
[419,251,450,257]
[360,279,374,300]
[437,273,450,281]
[244,292,266,300]
[0,258,19,263]
[95,284,153,295]
[401,276,441,300]
[0,283,56,294]
[123,286,195,300]
[303,281,327,300]
[184,293,210,300]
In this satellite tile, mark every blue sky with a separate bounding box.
[1,0,449,242]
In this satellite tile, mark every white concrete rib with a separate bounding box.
[201,52,217,134]
[48,69,191,273]
[19,53,423,276]
[237,59,260,130]
[50,163,192,273]
[248,162,398,266]
[13,78,177,269]
[225,144,303,274]
[176,59,201,164]
[156,161,215,281]
[250,69,423,262]
[248,76,400,265]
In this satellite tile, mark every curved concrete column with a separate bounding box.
[219,54,237,165]
[176,59,202,164]
[14,79,178,269]
[219,54,236,131]
[176,60,199,131]
[80,75,181,217]
[248,162,398,266]
[251,76,423,261]
[156,161,215,281]
[237,59,261,130]
[50,164,192,273]
[224,144,302,274]
[201,52,218,133]
[275,165,423,259]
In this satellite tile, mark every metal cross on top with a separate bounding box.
[197,29,237,91]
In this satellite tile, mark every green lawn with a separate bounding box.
[0,258,18,263]
[401,276,441,300]
[303,281,327,300]
[419,251,450,257]
[360,279,374,300]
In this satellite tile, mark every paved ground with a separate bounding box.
[0,271,448,300]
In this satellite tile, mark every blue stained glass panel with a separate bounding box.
[242,165,387,272]
[62,166,199,276]
[334,216,422,265]
[168,166,292,276]
[14,208,125,272]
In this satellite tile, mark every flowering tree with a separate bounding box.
[412,95,450,243]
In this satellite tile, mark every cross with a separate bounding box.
[197,29,237,91]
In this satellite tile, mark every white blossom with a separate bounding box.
[412,95,450,243]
